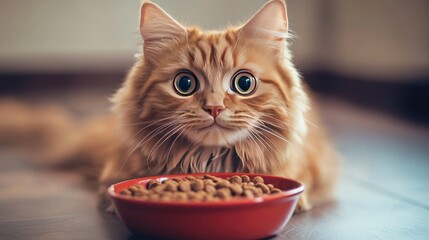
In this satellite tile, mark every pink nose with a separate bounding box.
[204,105,225,119]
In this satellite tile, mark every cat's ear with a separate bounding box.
[238,0,288,51]
[140,2,187,57]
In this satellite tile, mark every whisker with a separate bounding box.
[242,114,289,130]
[166,126,190,164]
[249,128,283,171]
[128,116,185,142]
[248,121,313,186]
[115,120,178,179]
[245,129,265,171]
[249,128,280,157]
[253,123,305,155]
[146,124,186,164]
[132,121,177,156]
[141,122,181,172]
[122,115,182,126]
[288,111,318,129]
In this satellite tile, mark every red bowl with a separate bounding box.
[108,173,304,240]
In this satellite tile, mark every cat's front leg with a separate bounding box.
[294,192,312,213]
[97,183,116,213]
[96,154,142,213]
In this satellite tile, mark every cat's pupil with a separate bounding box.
[178,76,192,92]
[238,76,251,92]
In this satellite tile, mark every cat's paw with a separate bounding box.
[97,185,116,213]
[98,196,116,213]
[294,195,312,213]
[105,203,116,213]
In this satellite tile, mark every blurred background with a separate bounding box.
[1,1,429,239]
[1,0,429,123]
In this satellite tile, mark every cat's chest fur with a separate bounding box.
[139,144,244,175]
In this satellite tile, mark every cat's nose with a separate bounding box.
[204,105,225,119]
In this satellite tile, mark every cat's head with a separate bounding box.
[113,0,309,172]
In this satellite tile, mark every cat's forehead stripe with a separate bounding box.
[186,33,230,83]
[224,30,237,45]
[209,44,218,65]
[195,40,208,65]
[188,29,236,67]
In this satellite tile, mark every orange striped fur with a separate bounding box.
[98,0,339,211]
[0,0,338,212]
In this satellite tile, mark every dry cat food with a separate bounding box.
[119,175,283,202]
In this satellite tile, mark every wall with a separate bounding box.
[0,0,428,80]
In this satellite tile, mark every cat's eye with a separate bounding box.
[173,71,199,96]
[231,70,257,95]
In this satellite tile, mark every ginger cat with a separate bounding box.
[0,0,338,212]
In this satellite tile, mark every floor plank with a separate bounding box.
[323,100,429,208]
[279,173,429,240]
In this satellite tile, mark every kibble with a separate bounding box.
[229,183,244,196]
[185,176,197,181]
[178,181,191,192]
[271,188,282,194]
[173,192,187,201]
[203,174,217,181]
[215,180,230,189]
[203,179,215,186]
[120,189,132,196]
[153,185,166,194]
[243,189,254,198]
[252,176,264,184]
[241,175,251,183]
[133,190,147,197]
[191,179,204,191]
[215,188,232,199]
[164,182,178,192]
[204,184,217,195]
[171,178,182,183]
[119,175,283,202]
[229,175,242,184]
[147,179,161,189]
[253,187,264,197]
[255,183,270,194]
[128,185,141,194]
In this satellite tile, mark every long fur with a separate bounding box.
[0,0,338,212]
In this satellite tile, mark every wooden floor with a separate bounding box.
[1,87,429,239]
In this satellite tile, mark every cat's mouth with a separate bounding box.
[198,122,231,131]
[186,120,248,147]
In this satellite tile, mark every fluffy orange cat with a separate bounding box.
[0,0,338,212]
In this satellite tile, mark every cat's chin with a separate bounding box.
[186,125,248,147]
